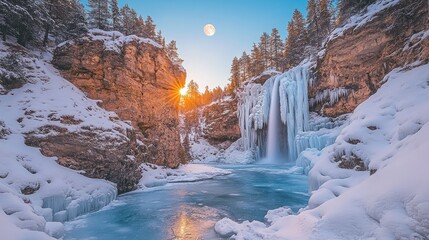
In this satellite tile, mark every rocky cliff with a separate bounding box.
[201,97,241,149]
[52,30,187,169]
[311,0,429,117]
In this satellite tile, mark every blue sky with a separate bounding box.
[81,0,307,90]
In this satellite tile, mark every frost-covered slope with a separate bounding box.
[0,42,134,238]
[215,64,429,239]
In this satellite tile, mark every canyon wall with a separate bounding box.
[311,0,429,117]
[52,30,187,169]
[202,98,241,148]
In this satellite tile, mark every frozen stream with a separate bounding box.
[64,164,308,239]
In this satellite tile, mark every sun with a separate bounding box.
[180,88,187,96]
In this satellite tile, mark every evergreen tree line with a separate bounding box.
[0,0,85,46]
[0,0,183,64]
[228,0,377,90]
[88,0,161,42]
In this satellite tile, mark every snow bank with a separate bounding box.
[58,29,186,72]
[139,163,231,188]
[59,29,161,51]
[190,137,255,164]
[0,43,126,238]
[215,63,429,239]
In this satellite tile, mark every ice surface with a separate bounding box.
[66,164,309,240]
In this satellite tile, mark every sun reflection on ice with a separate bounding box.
[168,204,225,239]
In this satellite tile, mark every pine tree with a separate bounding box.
[269,28,284,71]
[239,51,251,82]
[250,43,264,77]
[284,9,306,68]
[319,0,332,39]
[306,0,319,46]
[183,80,201,111]
[128,8,139,34]
[258,32,270,70]
[161,37,166,48]
[1,0,53,46]
[144,16,156,39]
[66,1,87,39]
[0,0,31,43]
[111,0,120,31]
[230,57,240,90]
[155,30,163,45]
[119,4,139,35]
[166,40,183,64]
[201,86,213,105]
[88,0,110,30]
[45,0,86,44]
[135,15,146,37]
[0,0,13,41]
[212,86,224,101]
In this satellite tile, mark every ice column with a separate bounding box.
[266,77,282,161]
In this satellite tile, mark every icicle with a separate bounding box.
[41,188,116,223]
[309,87,350,107]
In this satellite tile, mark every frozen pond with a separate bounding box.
[64,164,309,239]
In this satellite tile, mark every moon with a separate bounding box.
[203,24,216,37]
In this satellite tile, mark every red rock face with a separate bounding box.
[53,33,187,168]
[25,125,142,193]
[202,98,241,148]
[312,0,429,117]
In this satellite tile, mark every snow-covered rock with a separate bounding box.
[0,41,133,238]
[190,137,255,164]
[139,163,231,188]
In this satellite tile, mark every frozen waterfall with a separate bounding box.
[238,63,340,162]
[266,77,283,161]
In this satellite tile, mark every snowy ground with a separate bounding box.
[214,63,429,239]
[0,41,129,238]
[190,137,255,164]
[139,163,231,189]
